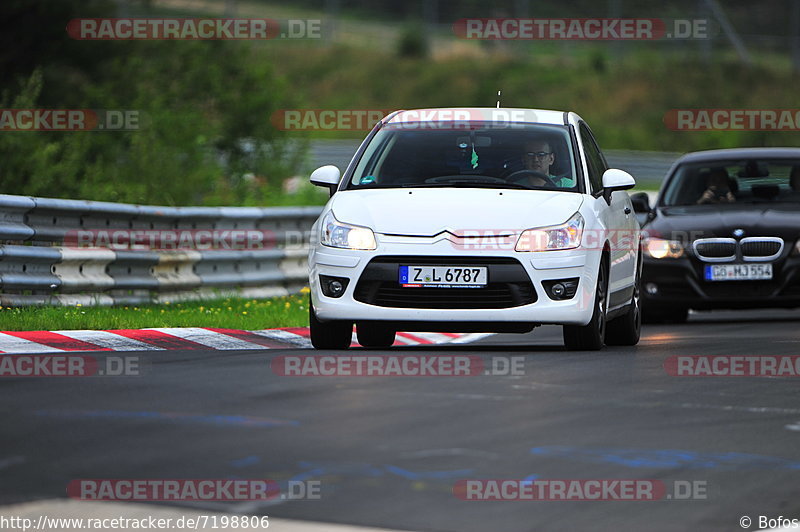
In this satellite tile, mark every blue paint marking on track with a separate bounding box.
[383,464,475,480]
[285,461,474,483]
[35,409,299,428]
[530,446,800,470]
[230,455,262,468]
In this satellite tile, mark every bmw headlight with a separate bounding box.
[320,211,376,250]
[644,237,684,259]
[515,213,584,252]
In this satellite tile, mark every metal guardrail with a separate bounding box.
[0,144,678,307]
[0,194,322,306]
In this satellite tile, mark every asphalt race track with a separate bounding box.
[2,309,800,531]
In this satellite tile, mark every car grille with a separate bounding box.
[354,256,536,309]
[693,239,736,261]
[357,283,535,309]
[692,237,784,262]
[740,237,783,260]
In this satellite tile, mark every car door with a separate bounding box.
[578,122,636,310]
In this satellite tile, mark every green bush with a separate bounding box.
[397,24,429,58]
[1,0,308,206]
[272,44,800,152]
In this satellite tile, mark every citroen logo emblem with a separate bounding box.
[733,228,745,238]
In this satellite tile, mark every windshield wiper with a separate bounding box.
[401,181,533,190]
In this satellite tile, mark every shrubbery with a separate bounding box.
[4,0,800,206]
[1,0,308,206]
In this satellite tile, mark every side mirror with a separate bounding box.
[629,192,651,214]
[310,165,341,197]
[602,168,636,203]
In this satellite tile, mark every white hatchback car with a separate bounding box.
[307,108,642,350]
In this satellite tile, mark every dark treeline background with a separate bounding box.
[2,0,799,204]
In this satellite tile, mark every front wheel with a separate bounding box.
[563,259,608,351]
[605,260,642,346]
[309,304,352,350]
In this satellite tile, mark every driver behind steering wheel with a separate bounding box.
[521,140,575,188]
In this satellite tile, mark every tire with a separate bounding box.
[642,305,688,324]
[563,257,608,351]
[309,304,352,350]
[605,257,642,346]
[356,322,396,348]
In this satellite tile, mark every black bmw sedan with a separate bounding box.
[633,147,800,323]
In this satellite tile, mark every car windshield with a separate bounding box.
[661,159,800,206]
[346,122,579,191]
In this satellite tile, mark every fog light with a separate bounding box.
[645,283,658,295]
[543,278,579,300]
[551,283,566,298]
[320,275,349,298]
[330,280,344,294]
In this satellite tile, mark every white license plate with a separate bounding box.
[704,263,773,281]
[399,265,488,288]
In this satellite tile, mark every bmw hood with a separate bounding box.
[649,204,800,242]
[327,188,585,236]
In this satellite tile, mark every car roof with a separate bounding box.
[675,147,800,164]
[383,107,577,126]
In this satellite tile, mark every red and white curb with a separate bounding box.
[0,328,492,354]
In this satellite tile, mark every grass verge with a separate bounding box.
[0,292,310,332]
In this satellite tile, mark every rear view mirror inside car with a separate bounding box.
[456,135,492,148]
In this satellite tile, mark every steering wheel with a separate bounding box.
[507,169,560,189]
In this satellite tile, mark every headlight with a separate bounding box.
[644,237,684,259]
[320,211,376,250]
[794,240,800,255]
[515,213,584,252]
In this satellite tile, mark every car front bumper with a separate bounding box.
[309,236,602,328]
[642,255,800,310]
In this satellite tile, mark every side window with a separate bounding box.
[579,123,606,195]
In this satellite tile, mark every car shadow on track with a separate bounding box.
[682,308,800,325]
[352,344,640,354]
